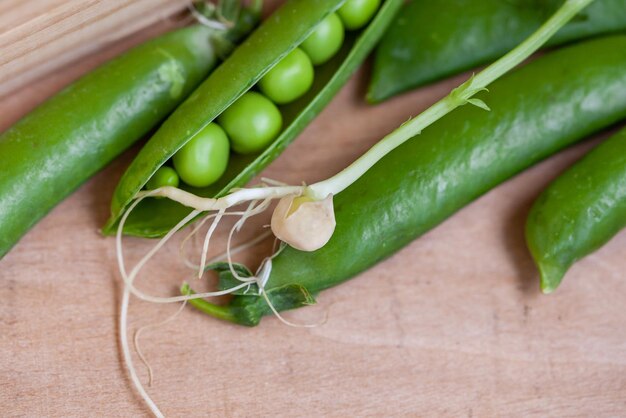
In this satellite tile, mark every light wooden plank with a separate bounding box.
[0,0,190,97]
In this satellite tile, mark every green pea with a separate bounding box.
[172,123,230,187]
[300,13,345,66]
[146,166,180,190]
[258,48,314,104]
[338,0,380,30]
[218,92,283,154]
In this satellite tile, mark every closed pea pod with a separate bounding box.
[198,35,626,325]
[368,0,626,102]
[526,126,626,293]
[104,0,404,238]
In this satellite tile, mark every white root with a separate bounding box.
[198,209,225,278]
[178,210,269,270]
[133,301,187,387]
[203,229,273,267]
[117,184,326,418]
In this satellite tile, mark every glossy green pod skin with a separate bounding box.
[0,24,236,259]
[526,126,626,293]
[367,0,626,103]
[104,0,403,238]
[210,35,626,326]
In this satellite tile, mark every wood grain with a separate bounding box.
[0,0,190,98]
[1,1,626,417]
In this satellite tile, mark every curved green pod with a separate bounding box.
[0,20,254,259]
[103,0,403,238]
[202,35,626,325]
[526,126,626,293]
[367,0,626,103]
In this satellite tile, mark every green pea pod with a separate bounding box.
[367,0,626,103]
[526,126,626,293]
[103,0,404,237]
[0,15,260,259]
[203,35,626,326]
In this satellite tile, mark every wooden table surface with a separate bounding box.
[2,3,626,417]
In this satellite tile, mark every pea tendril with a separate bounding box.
[309,0,594,199]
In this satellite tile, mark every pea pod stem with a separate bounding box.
[181,283,240,323]
[189,3,231,31]
[308,0,595,199]
[190,0,263,30]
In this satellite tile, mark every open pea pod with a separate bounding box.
[103,0,403,237]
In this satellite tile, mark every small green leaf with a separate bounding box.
[205,261,252,277]
[228,283,317,325]
[217,267,256,293]
[467,98,491,111]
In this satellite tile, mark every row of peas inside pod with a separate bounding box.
[145,0,381,190]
